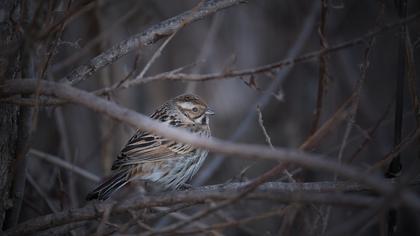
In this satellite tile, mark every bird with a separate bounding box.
[86,94,214,201]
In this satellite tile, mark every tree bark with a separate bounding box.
[0,0,22,230]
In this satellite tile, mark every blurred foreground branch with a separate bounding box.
[1,79,420,209]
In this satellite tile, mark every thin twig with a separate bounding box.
[54,108,78,208]
[94,64,196,96]
[310,0,329,135]
[4,180,383,236]
[52,0,142,73]
[153,207,223,236]
[314,4,330,230]
[29,149,214,235]
[85,10,420,98]
[193,1,320,185]
[26,173,59,213]
[29,149,100,183]
[141,186,258,235]
[4,97,33,228]
[185,12,224,94]
[62,0,246,85]
[257,106,295,182]
[213,210,260,236]
[277,204,300,235]
[336,38,375,174]
[36,222,89,236]
[5,11,420,104]
[370,128,420,172]
[138,31,177,80]
[103,11,420,86]
[23,198,43,216]
[114,204,195,235]
[36,0,98,40]
[138,180,367,236]
[239,96,355,214]
[300,95,353,151]
[256,106,273,148]
[110,30,178,92]
[348,101,393,163]
[175,207,287,235]
[94,203,114,235]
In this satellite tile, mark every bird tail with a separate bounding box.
[86,171,130,201]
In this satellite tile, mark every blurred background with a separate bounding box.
[9,0,420,235]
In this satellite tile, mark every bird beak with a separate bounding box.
[205,108,215,115]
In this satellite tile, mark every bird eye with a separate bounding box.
[192,107,198,112]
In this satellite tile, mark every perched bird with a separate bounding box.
[86,94,214,201]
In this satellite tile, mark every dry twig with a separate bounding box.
[2,180,393,236]
[62,0,246,85]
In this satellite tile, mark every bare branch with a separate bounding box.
[1,79,419,209]
[256,106,273,148]
[86,10,420,97]
[137,31,177,80]
[6,11,420,106]
[300,95,353,151]
[26,173,59,213]
[52,1,143,73]
[29,149,100,183]
[3,180,382,236]
[337,38,375,171]
[310,0,329,134]
[54,107,78,208]
[122,11,420,84]
[62,0,246,84]
[29,149,217,235]
[193,1,320,185]
[348,102,392,163]
[257,106,295,182]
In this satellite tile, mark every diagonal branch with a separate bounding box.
[29,149,100,183]
[90,9,420,95]
[116,10,420,84]
[62,0,246,85]
[4,11,420,107]
[1,79,420,210]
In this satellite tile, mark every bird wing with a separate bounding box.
[111,130,194,170]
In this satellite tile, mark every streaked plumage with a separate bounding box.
[86,94,213,201]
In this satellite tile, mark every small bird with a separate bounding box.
[86,94,214,201]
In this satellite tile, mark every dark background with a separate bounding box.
[2,0,420,235]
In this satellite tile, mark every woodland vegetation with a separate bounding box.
[1,0,420,235]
